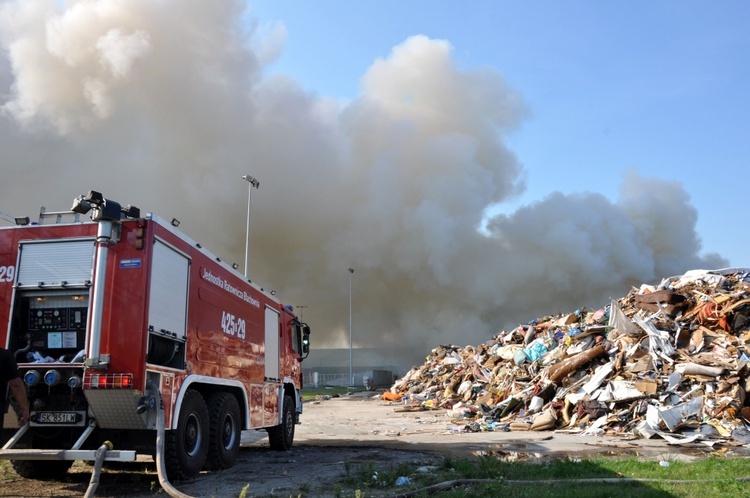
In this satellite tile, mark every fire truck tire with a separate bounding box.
[165,389,210,480]
[205,392,241,470]
[268,394,295,451]
[11,459,73,480]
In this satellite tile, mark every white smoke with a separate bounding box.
[0,0,726,366]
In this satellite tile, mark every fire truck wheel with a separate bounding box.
[268,394,295,451]
[205,392,241,470]
[166,389,209,480]
[11,459,73,480]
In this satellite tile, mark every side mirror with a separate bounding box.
[301,324,311,359]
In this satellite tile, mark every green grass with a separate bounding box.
[334,454,750,497]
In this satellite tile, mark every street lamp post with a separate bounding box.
[348,268,354,387]
[242,175,260,278]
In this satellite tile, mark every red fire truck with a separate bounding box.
[0,190,310,482]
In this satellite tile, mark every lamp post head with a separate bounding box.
[348,268,354,274]
[242,175,260,189]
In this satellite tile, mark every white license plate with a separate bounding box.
[35,412,80,424]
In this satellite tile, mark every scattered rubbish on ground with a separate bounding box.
[396,476,411,486]
[385,268,750,450]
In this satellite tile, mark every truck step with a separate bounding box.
[0,449,136,462]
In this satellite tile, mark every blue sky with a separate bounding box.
[250,1,750,266]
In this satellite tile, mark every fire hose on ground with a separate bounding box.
[81,382,193,498]
[83,441,112,498]
[151,381,194,498]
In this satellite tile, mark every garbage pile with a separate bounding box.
[385,268,750,443]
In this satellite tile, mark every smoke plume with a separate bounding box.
[0,0,726,367]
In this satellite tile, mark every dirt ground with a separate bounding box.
[1,391,746,497]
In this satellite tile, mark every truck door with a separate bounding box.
[264,306,279,380]
[146,239,189,369]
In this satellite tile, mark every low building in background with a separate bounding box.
[302,347,419,388]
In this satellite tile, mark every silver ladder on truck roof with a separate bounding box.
[36,206,85,225]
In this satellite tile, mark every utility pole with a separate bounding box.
[242,175,259,277]
[348,268,354,387]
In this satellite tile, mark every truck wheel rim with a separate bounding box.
[222,414,237,450]
[285,411,293,439]
[185,413,202,457]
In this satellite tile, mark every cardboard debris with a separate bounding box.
[386,268,750,446]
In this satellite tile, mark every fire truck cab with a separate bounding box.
[0,191,310,481]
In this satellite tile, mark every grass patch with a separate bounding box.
[335,455,750,497]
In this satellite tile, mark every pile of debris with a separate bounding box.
[385,268,750,444]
